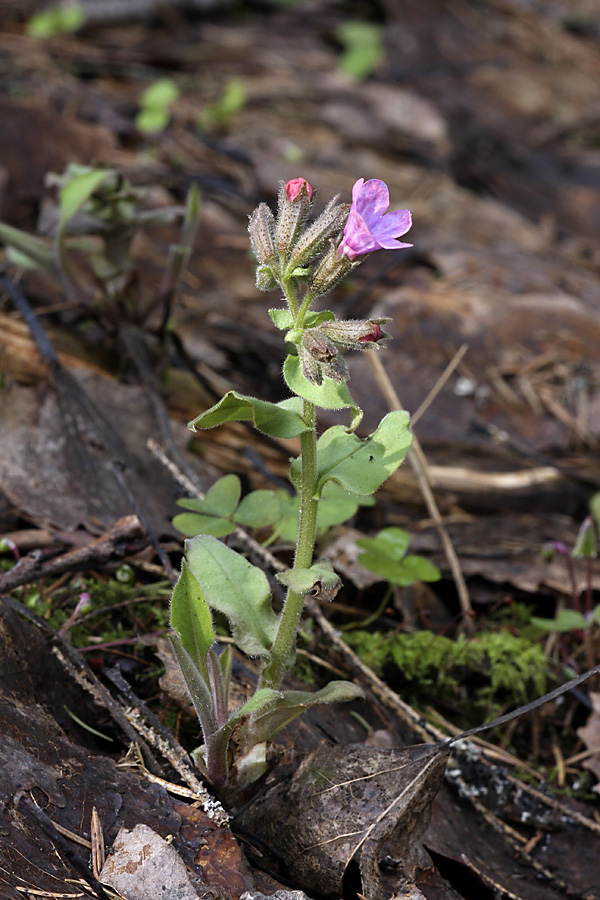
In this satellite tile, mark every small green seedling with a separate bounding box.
[136,78,180,134]
[198,78,247,132]
[336,21,385,81]
[0,163,200,324]
[173,473,374,543]
[533,496,600,633]
[27,3,85,38]
[356,526,441,586]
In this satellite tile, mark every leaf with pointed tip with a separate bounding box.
[169,635,216,736]
[188,391,309,438]
[59,169,114,227]
[186,535,279,658]
[170,560,215,681]
[283,355,363,429]
[0,223,56,273]
[241,681,365,747]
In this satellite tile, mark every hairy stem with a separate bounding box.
[259,398,318,690]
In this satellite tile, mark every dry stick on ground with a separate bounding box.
[366,349,472,621]
[0,514,147,592]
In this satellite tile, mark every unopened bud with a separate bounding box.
[248,202,277,267]
[320,317,392,350]
[300,329,349,384]
[255,265,278,291]
[286,177,313,202]
[276,179,311,258]
[288,198,350,271]
[310,242,353,295]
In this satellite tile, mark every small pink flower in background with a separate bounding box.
[286,177,313,202]
[337,178,412,261]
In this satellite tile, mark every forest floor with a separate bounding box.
[1,2,600,899]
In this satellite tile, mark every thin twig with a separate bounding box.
[366,351,472,619]
[411,343,468,427]
[0,515,146,592]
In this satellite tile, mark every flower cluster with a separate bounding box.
[248,176,412,383]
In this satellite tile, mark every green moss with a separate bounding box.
[344,628,547,720]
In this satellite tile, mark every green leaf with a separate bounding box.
[188,391,310,439]
[169,635,216,736]
[571,517,597,559]
[590,493,600,532]
[172,512,235,538]
[140,78,180,109]
[399,555,441,583]
[59,169,114,228]
[291,411,412,497]
[136,108,170,134]
[356,526,411,559]
[170,560,215,680]
[531,609,590,632]
[270,309,335,331]
[234,490,282,528]
[186,535,279,658]
[357,551,416,586]
[202,474,241,517]
[276,558,341,599]
[241,681,365,747]
[269,309,294,329]
[283,355,363,428]
[336,21,384,81]
[593,605,600,626]
[27,4,86,37]
[0,223,56,273]
[316,482,375,532]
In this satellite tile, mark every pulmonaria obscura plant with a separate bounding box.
[169,177,414,792]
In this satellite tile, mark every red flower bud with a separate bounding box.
[286,177,313,202]
[359,323,383,343]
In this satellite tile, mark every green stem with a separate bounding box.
[259,398,318,690]
[295,289,315,328]
[283,276,299,317]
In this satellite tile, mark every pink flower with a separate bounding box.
[359,323,383,343]
[285,177,313,202]
[337,178,412,261]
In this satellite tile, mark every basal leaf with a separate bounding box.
[186,535,279,658]
[283,355,363,428]
[241,681,364,747]
[188,391,309,438]
[0,223,56,273]
[170,560,215,679]
[169,636,217,741]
